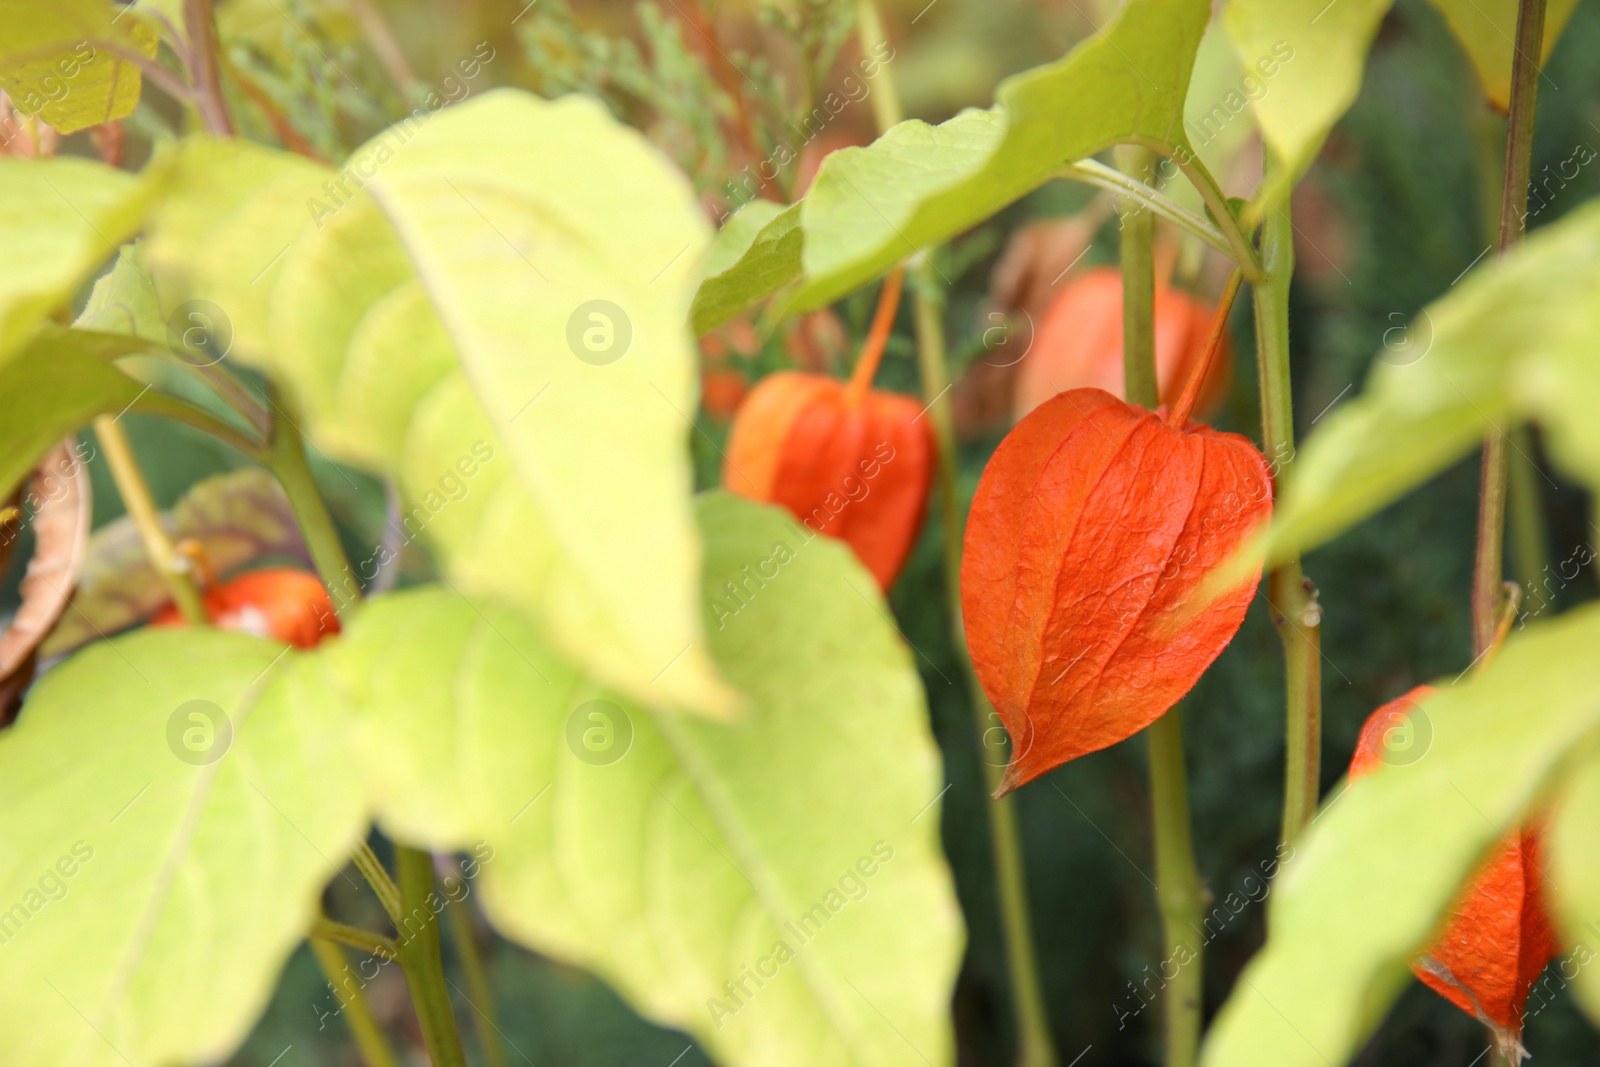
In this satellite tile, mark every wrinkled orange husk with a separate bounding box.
[962,387,1271,792]
[1349,689,1559,1060]
[152,567,340,649]
[1012,267,1229,422]
[723,372,934,590]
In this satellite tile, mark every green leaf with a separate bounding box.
[325,492,963,1067]
[1257,199,1600,565]
[0,1,159,134]
[1547,744,1600,1028]
[1425,0,1580,111]
[1199,603,1600,1067]
[0,629,366,1067]
[0,157,149,357]
[1224,0,1390,208]
[691,199,799,335]
[0,327,158,497]
[77,240,165,341]
[146,94,739,716]
[43,468,310,656]
[697,0,1210,319]
[143,137,329,361]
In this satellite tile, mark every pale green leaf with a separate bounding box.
[1224,0,1390,208]
[697,0,1210,319]
[77,240,164,341]
[0,1,159,134]
[0,328,156,497]
[0,629,366,1067]
[1425,0,1580,110]
[43,468,310,656]
[1257,199,1600,565]
[1199,603,1600,1067]
[146,95,739,716]
[325,493,964,1067]
[0,157,149,357]
[1548,744,1600,1029]
[692,199,799,335]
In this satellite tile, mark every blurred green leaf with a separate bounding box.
[0,157,149,357]
[696,0,1209,319]
[0,328,156,497]
[76,240,164,341]
[1258,198,1600,565]
[1426,0,1580,111]
[325,493,964,1067]
[0,1,159,134]
[1200,603,1600,1067]
[1548,742,1600,1032]
[0,629,366,1067]
[147,92,739,716]
[44,467,310,656]
[1224,0,1391,208]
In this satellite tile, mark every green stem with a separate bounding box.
[312,916,398,960]
[1117,145,1160,407]
[1058,161,1234,260]
[183,0,235,135]
[394,846,470,1067]
[442,860,511,1067]
[910,258,1057,1067]
[263,395,359,614]
[851,4,1054,1060]
[92,416,209,625]
[1147,711,1206,1067]
[1253,153,1323,845]
[1154,144,1265,283]
[352,841,405,925]
[1507,426,1551,597]
[1474,0,1547,659]
[310,939,401,1067]
[1118,157,1206,1067]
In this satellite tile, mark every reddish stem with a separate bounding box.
[1167,267,1244,428]
[846,267,905,400]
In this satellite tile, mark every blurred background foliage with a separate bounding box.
[6,0,1599,1063]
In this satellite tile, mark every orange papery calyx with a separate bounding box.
[723,269,934,590]
[1012,266,1232,423]
[961,273,1269,793]
[1348,687,1559,1064]
[152,567,340,649]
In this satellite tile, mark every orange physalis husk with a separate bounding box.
[152,567,341,649]
[1349,687,1559,1063]
[961,385,1272,793]
[723,270,934,590]
[1012,266,1230,422]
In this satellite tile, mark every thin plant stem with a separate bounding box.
[263,396,359,615]
[312,916,399,960]
[1147,710,1206,1067]
[1253,152,1323,845]
[1058,160,1235,260]
[910,257,1057,1067]
[353,841,405,925]
[1475,0,1548,659]
[1507,426,1551,596]
[1117,145,1160,407]
[394,846,470,1067]
[310,939,402,1067]
[441,858,511,1067]
[1152,144,1265,283]
[849,4,1055,1061]
[1119,158,1205,1067]
[1167,268,1244,428]
[92,416,208,624]
[846,267,906,400]
[183,0,235,135]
